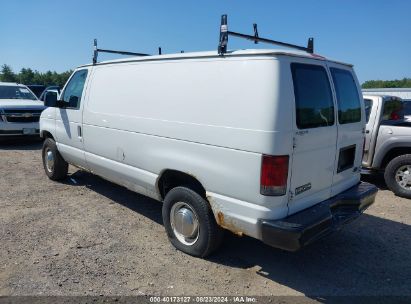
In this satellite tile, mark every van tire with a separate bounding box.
[42,138,68,181]
[162,187,224,257]
[384,154,411,199]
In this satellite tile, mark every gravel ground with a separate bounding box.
[0,138,410,299]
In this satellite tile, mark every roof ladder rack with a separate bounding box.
[218,14,314,55]
[92,39,151,64]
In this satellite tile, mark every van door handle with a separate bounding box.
[365,130,370,134]
[77,125,82,138]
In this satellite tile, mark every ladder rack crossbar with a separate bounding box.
[218,14,314,55]
[227,31,312,53]
[92,39,150,64]
[96,48,150,57]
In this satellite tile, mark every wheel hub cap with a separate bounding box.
[174,207,198,237]
[45,149,54,172]
[170,202,199,246]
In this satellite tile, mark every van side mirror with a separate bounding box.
[44,91,58,107]
[68,95,79,108]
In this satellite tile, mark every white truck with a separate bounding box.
[0,82,46,137]
[362,94,411,198]
[362,88,411,102]
[362,88,411,122]
[40,16,377,257]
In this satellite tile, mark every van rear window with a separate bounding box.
[330,68,361,124]
[291,63,335,129]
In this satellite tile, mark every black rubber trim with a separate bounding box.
[0,129,40,135]
[259,182,378,251]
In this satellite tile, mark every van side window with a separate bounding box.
[364,98,373,123]
[291,63,335,129]
[330,68,361,124]
[61,70,88,109]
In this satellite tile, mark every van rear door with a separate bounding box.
[288,61,338,215]
[327,63,364,196]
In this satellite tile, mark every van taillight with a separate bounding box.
[260,155,289,196]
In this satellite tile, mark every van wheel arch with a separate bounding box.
[157,169,207,200]
[41,131,55,141]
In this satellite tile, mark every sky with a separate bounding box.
[0,0,410,83]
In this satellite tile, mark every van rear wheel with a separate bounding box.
[384,154,411,199]
[42,138,68,181]
[162,187,223,257]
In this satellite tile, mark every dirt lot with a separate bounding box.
[0,139,410,299]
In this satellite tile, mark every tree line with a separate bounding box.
[362,78,411,89]
[1,63,410,89]
[0,64,72,88]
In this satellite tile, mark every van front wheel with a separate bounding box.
[42,138,68,181]
[162,187,223,257]
[384,154,411,199]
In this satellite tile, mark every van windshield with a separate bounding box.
[0,86,38,100]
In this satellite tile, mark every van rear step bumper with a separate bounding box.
[259,182,378,251]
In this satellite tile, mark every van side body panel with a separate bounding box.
[82,57,294,238]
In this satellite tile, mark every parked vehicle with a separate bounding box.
[362,94,411,198]
[0,82,46,136]
[362,88,411,122]
[40,16,377,257]
[26,85,46,98]
[362,88,411,101]
[39,86,61,102]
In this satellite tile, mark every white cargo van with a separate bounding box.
[40,16,377,257]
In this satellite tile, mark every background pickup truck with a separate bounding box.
[362,94,411,198]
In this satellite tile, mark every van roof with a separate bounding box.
[80,48,353,68]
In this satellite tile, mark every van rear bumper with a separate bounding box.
[259,182,378,251]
